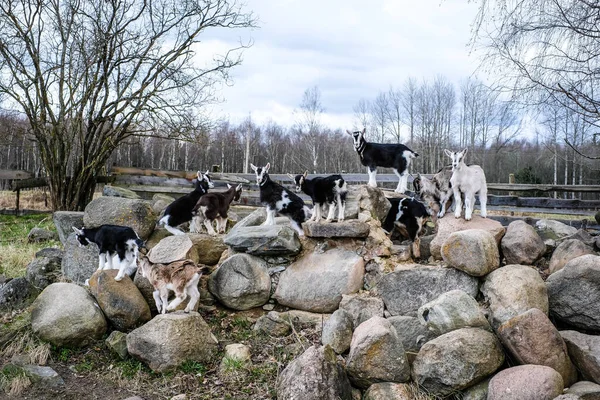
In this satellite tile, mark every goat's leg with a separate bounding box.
[393,168,407,193]
[464,193,475,221]
[413,237,421,259]
[189,216,200,233]
[153,290,163,314]
[97,253,106,271]
[367,167,378,188]
[114,256,128,281]
[167,292,187,311]
[325,202,336,222]
[184,275,201,313]
[338,195,346,222]
[164,224,186,235]
[262,207,276,225]
[438,193,451,218]
[160,291,169,314]
[289,218,305,237]
[453,189,463,219]
[204,219,217,235]
[479,188,488,218]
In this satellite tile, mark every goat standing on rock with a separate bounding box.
[347,128,418,193]
[251,162,311,236]
[288,171,347,223]
[444,148,488,221]
[383,197,430,259]
[158,171,214,235]
[192,183,243,235]
[413,166,454,221]
[138,256,206,314]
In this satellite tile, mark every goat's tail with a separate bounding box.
[410,151,419,158]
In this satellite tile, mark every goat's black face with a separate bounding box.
[196,170,214,190]
[72,227,89,246]
[250,163,270,186]
[233,184,243,201]
[293,175,304,192]
[412,175,422,194]
[346,127,366,150]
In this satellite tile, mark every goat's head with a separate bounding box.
[413,174,422,194]
[444,149,467,170]
[72,226,89,246]
[346,127,366,151]
[287,171,307,192]
[250,162,270,186]
[226,183,244,201]
[138,255,153,280]
[196,170,214,192]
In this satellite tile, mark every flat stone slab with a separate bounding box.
[224,225,301,256]
[303,220,370,238]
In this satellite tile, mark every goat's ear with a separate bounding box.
[196,171,202,180]
[236,183,243,191]
[287,173,295,180]
[72,226,83,235]
[250,163,258,172]
[461,148,468,157]
[204,169,210,176]
[361,127,366,134]
[346,129,352,135]
[303,170,308,178]
[227,183,232,189]
[264,162,271,172]
[444,149,452,157]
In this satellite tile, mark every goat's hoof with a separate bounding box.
[114,276,123,282]
[325,219,333,223]
[454,213,461,219]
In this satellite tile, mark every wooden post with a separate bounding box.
[211,165,221,173]
[509,173,515,196]
[15,188,20,213]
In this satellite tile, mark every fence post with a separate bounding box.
[15,188,20,214]
[509,173,515,196]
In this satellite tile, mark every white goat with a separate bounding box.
[444,149,488,221]
[138,256,205,314]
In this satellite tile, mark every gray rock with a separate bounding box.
[224,343,251,363]
[274,248,365,313]
[356,185,391,223]
[549,239,595,275]
[487,365,564,400]
[278,310,332,327]
[83,196,156,239]
[127,311,218,372]
[133,272,159,314]
[208,254,271,310]
[461,378,490,400]
[106,331,128,359]
[224,225,301,256]
[481,264,549,329]
[61,233,101,285]
[31,283,107,347]
[26,257,61,290]
[412,328,504,396]
[566,381,600,398]
[497,308,577,386]
[303,220,370,238]
[253,311,291,337]
[339,293,384,327]
[27,227,58,243]
[102,185,141,199]
[536,219,578,240]
[148,234,227,266]
[53,211,84,245]
[0,277,39,311]
[441,229,500,276]
[362,382,414,400]
[417,289,491,336]
[21,365,65,387]
[276,345,353,400]
[387,315,435,353]
[563,229,598,247]
[374,265,479,317]
[547,254,600,331]
[227,207,267,234]
[501,220,546,265]
[89,270,151,331]
[321,309,353,354]
[35,247,64,260]
[430,215,505,260]
[596,211,600,225]
[346,316,410,389]
[561,330,600,384]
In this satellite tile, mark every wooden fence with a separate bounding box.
[3,167,600,229]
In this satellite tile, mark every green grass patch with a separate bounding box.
[179,360,206,375]
[114,359,147,379]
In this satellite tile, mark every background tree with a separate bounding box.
[295,86,324,173]
[0,0,255,210]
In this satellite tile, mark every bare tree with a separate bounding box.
[353,98,371,131]
[295,86,324,173]
[402,77,418,147]
[386,86,404,143]
[371,91,390,143]
[0,0,255,210]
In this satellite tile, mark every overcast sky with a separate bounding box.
[196,0,481,130]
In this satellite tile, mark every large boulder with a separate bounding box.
[61,233,100,285]
[549,239,595,275]
[497,308,577,386]
[127,312,218,372]
[387,315,435,353]
[53,211,85,245]
[481,264,548,329]
[274,248,364,313]
[487,365,564,400]
[27,227,58,243]
[224,225,301,256]
[501,220,546,265]
[253,311,292,337]
[26,256,61,290]
[374,265,479,317]
[441,229,500,276]
[148,234,226,266]
[276,345,353,400]
[339,294,384,327]
[565,381,600,398]
[0,278,39,311]
[88,270,151,331]
[31,282,107,347]
[561,330,600,384]
[362,382,414,400]
[353,185,391,223]
[547,255,600,331]
[83,196,156,239]
[208,254,271,310]
[536,219,578,240]
[430,215,505,260]
[303,220,370,238]
[321,309,354,355]
[412,328,505,396]
[417,290,491,336]
[346,316,410,388]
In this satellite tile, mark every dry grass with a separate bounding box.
[0,190,51,211]
[1,330,51,366]
[0,368,31,397]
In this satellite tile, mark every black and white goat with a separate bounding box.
[72,224,144,282]
[158,171,214,235]
[444,149,488,221]
[287,171,347,223]
[251,162,311,236]
[347,128,418,193]
[413,166,454,221]
[191,183,243,235]
[383,197,430,258]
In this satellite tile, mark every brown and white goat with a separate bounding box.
[191,183,243,235]
[413,166,454,222]
[138,256,206,314]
